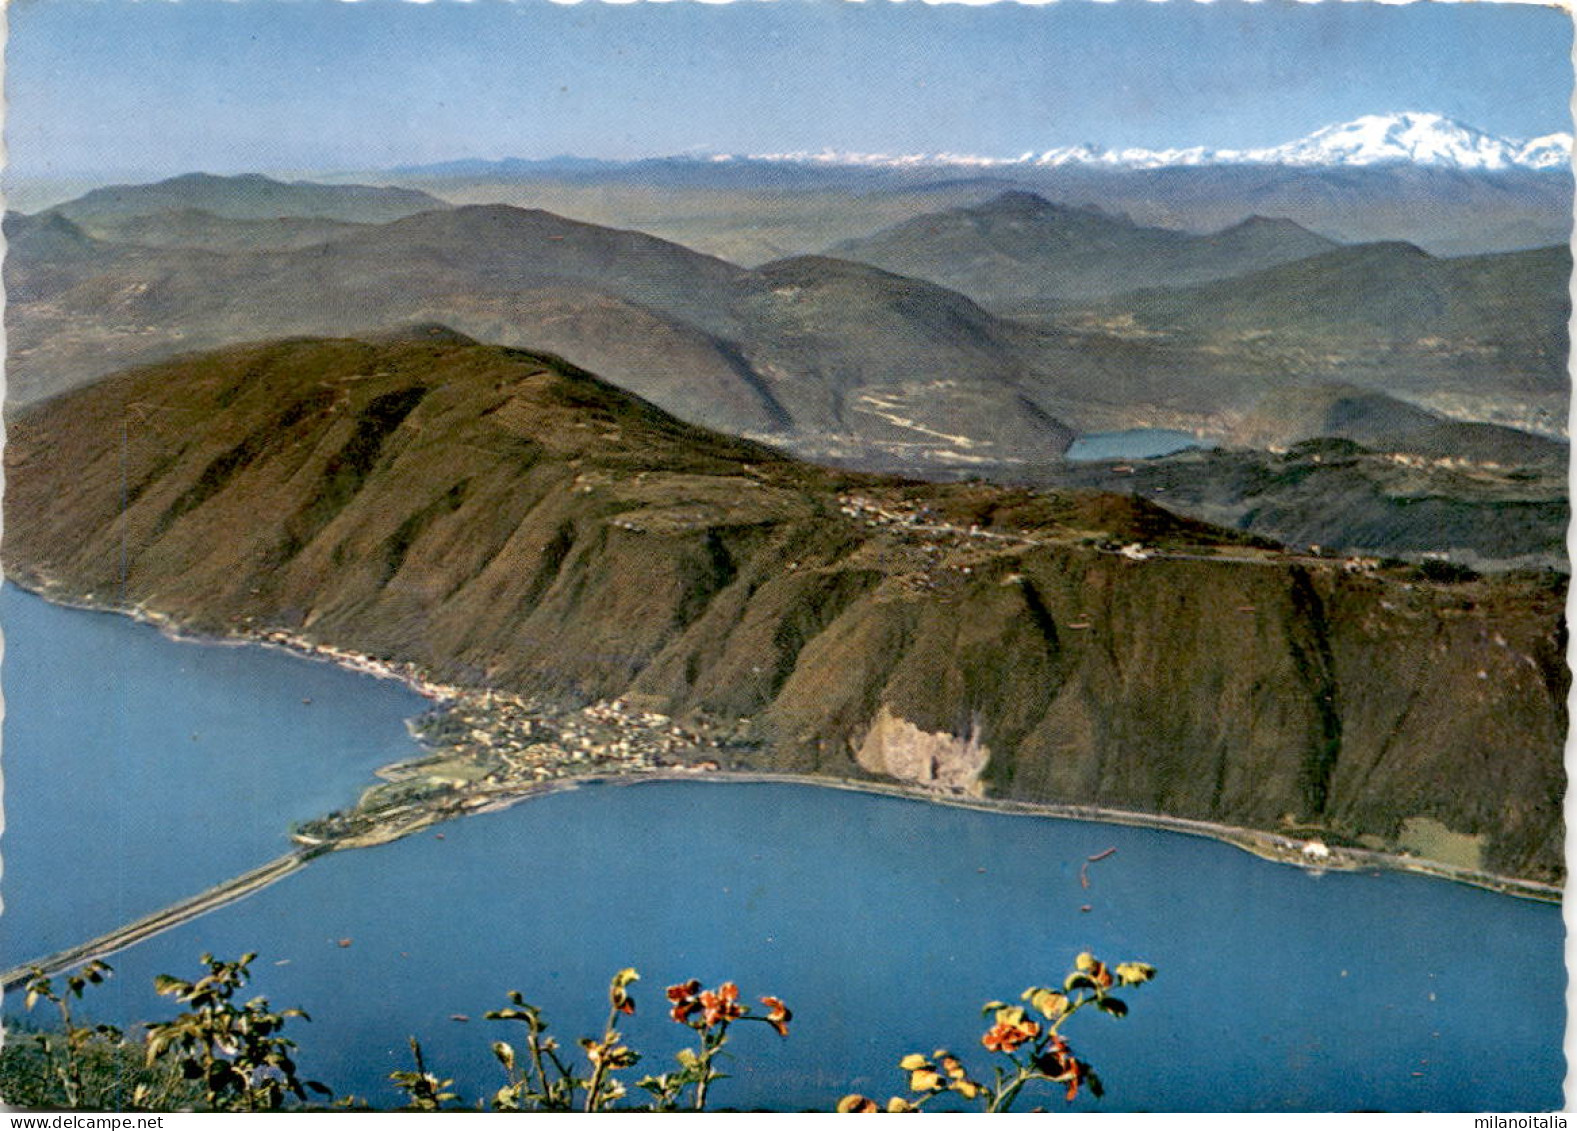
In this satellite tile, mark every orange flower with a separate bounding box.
[836,1094,879,1113]
[666,980,702,1025]
[667,979,701,1002]
[1059,1058,1090,1102]
[700,982,745,1027]
[1036,1034,1072,1075]
[981,1006,1041,1053]
[1035,1035,1096,1101]
[981,1021,1033,1053]
[1074,953,1113,990]
[760,995,792,1037]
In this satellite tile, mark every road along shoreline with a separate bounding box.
[2,582,1559,987]
[4,762,1557,992]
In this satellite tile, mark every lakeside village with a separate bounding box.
[278,634,750,849]
[29,573,1548,899]
[273,627,1364,879]
[251,613,1526,897]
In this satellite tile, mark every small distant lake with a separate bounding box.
[1,588,1565,1112]
[1065,429,1206,462]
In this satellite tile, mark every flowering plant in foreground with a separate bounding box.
[639,978,795,1110]
[480,968,792,1112]
[837,952,1155,1113]
[5,953,1154,1112]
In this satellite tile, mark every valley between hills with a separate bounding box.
[2,156,1569,893]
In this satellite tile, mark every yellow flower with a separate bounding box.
[1030,989,1069,1019]
[609,968,639,1015]
[887,1097,916,1113]
[909,1069,943,1092]
[898,1053,930,1071]
[836,1094,879,1113]
[1116,962,1156,986]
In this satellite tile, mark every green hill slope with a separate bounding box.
[6,334,1564,881]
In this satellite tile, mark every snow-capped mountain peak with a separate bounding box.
[738,113,1572,172]
[1253,112,1559,170]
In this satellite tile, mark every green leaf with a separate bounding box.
[1095,996,1128,1018]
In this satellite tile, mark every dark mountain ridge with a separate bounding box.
[49,172,449,226]
[4,202,1091,469]
[1078,240,1571,397]
[826,190,1342,305]
[81,208,375,253]
[4,334,1565,882]
[7,192,1565,483]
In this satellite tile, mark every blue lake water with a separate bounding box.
[1065,429,1205,462]
[0,584,427,958]
[1,589,1566,1111]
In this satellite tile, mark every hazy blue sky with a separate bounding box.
[5,0,1571,179]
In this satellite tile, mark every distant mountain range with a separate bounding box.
[404,113,1572,177]
[371,114,1571,259]
[6,174,1566,483]
[742,113,1573,173]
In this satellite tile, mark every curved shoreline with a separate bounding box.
[470,769,1563,904]
[4,576,1561,980]
[3,762,1557,986]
